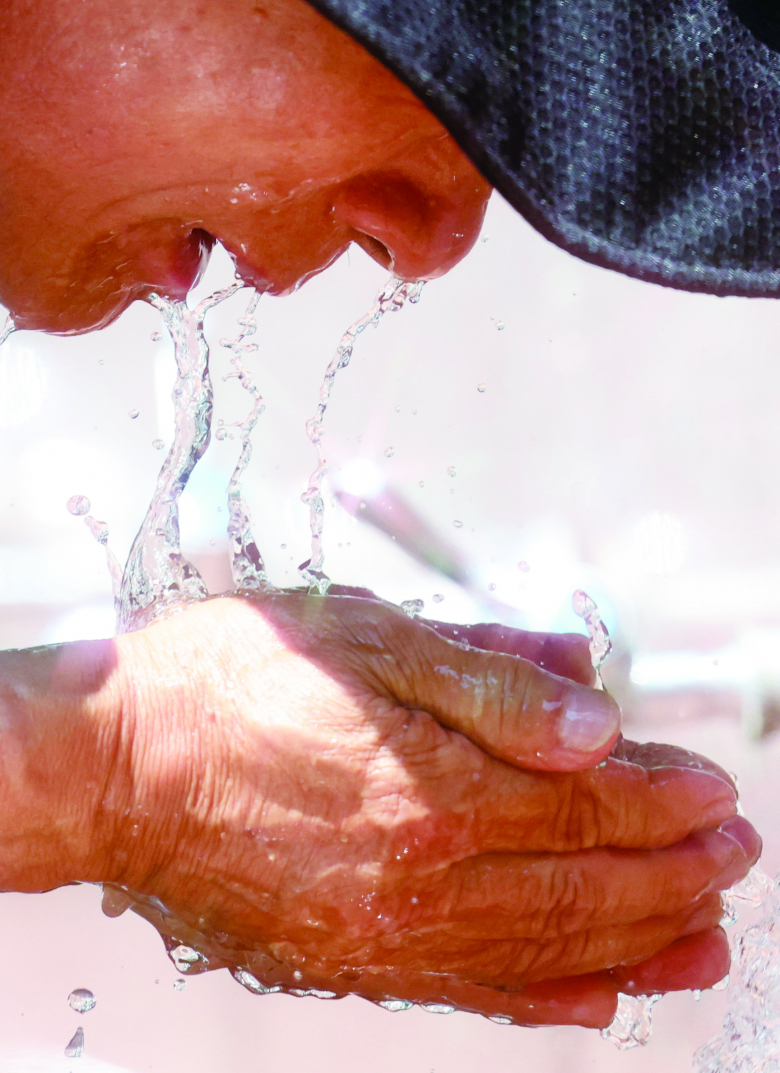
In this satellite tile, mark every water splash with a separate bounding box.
[118,284,243,632]
[299,277,423,594]
[219,290,269,591]
[602,994,660,1050]
[693,868,779,1072]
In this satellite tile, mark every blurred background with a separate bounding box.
[0,192,779,1070]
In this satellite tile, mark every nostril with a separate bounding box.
[333,166,490,282]
[352,230,394,271]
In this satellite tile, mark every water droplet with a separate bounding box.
[68,989,96,1014]
[401,599,424,618]
[517,560,530,572]
[64,1026,84,1058]
[495,321,505,331]
[453,520,463,528]
[170,945,203,973]
[489,1015,512,1025]
[215,427,227,441]
[422,1003,455,1015]
[98,358,104,365]
[384,447,395,458]
[712,974,730,991]
[66,495,91,517]
[151,331,163,342]
[488,582,496,592]
[432,594,444,603]
[173,979,186,991]
[572,589,612,670]
[481,234,490,243]
[233,969,282,995]
[601,994,659,1049]
[394,405,401,413]
[152,438,165,450]
[418,480,425,487]
[280,543,287,550]
[447,466,456,477]
[379,999,413,1012]
[693,989,702,1002]
[128,408,140,419]
[477,382,487,392]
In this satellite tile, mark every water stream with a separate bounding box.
[298,277,423,593]
[0,278,770,1057]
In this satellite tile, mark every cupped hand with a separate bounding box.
[0,591,759,1028]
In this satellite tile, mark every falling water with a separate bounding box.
[299,277,423,594]
[118,283,243,632]
[693,867,779,1071]
[218,290,268,591]
[66,495,123,606]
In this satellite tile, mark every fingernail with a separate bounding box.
[682,897,722,935]
[558,687,621,754]
[719,815,763,863]
[701,818,762,894]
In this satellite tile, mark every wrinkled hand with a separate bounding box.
[0,591,759,1028]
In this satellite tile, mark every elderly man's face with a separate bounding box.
[0,0,491,333]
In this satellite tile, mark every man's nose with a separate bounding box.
[332,133,492,280]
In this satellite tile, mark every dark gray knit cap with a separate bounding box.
[305,0,780,297]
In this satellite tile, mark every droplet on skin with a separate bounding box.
[173,979,186,991]
[128,408,140,419]
[495,321,505,331]
[150,331,162,342]
[152,438,165,450]
[384,447,395,458]
[477,382,487,392]
[418,480,425,487]
[66,495,91,517]
[453,520,463,528]
[432,594,444,603]
[64,1026,84,1058]
[447,466,456,477]
[517,560,530,572]
[68,989,96,1014]
[215,427,227,441]
[170,945,203,973]
[488,582,496,591]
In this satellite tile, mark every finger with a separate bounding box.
[373,894,725,986]
[342,966,620,1028]
[422,620,596,686]
[259,592,616,770]
[369,608,621,770]
[436,818,759,938]
[613,737,735,792]
[470,753,739,853]
[612,927,730,995]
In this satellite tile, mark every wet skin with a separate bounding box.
[0,0,490,332]
[0,0,762,1028]
[0,593,760,1026]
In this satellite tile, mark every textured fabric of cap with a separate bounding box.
[306,0,780,297]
